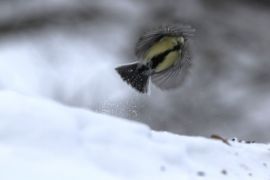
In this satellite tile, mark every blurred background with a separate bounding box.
[0,0,270,142]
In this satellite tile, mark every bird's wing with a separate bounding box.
[151,44,192,90]
[135,24,195,59]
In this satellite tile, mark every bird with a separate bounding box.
[115,24,195,93]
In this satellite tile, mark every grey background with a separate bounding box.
[0,0,270,142]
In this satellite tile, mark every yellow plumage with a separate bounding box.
[115,24,193,93]
[144,36,177,61]
[155,50,180,72]
[143,36,182,72]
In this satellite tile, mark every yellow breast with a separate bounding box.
[144,36,177,62]
[155,50,180,72]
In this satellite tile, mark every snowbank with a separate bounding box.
[0,90,269,180]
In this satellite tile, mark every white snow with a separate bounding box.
[0,90,269,180]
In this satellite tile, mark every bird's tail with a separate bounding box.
[115,63,150,93]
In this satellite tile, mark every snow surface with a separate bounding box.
[0,90,269,180]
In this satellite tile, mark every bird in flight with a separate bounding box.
[115,24,195,93]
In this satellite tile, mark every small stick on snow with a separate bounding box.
[210,134,231,146]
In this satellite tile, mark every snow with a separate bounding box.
[0,90,269,180]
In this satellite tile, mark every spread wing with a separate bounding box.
[151,44,192,90]
[135,24,195,59]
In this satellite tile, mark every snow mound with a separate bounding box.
[0,90,269,180]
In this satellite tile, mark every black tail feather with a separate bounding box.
[115,63,149,93]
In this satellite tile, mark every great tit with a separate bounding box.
[115,24,194,93]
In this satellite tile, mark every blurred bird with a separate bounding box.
[115,24,195,93]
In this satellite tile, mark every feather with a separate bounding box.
[135,24,195,59]
[151,43,192,90]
